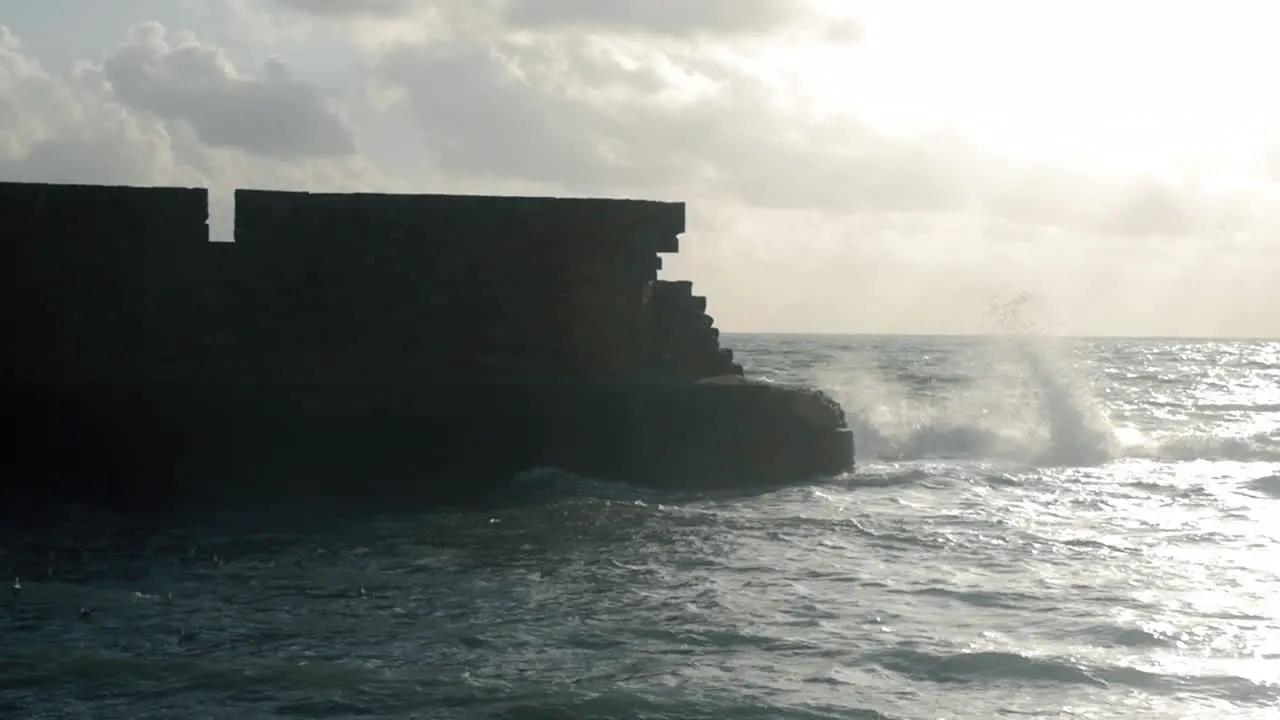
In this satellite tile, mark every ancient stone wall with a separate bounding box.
[0,183,851,508]
[644,279,743,379]
[223,190,683,382]
[0,182,213,383]
[0,181,743,384]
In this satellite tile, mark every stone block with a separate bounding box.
[655,279,693,297]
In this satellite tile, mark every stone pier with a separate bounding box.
[0,182,853,509]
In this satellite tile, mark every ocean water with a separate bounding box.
[4,333,1280,719]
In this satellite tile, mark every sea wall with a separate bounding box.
[0,182,213,383]
[0,181,740,384]
[0,181,850,505]
[225,190,679,382]
[648,280,743,378]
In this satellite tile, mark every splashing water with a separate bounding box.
[1005,334,1117,466]
[824,339,1119,466]
[801,293,1280,467]
[818,293,1122,466]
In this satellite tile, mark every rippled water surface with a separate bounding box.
[4,334,1280,718]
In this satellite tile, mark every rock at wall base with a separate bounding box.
[0,378,854,511]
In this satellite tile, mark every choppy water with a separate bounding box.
[4,334,1280,719]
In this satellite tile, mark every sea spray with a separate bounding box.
[817,293,1120,465]
[825,358,1034,462]
[1000,334,1117,466]
[987,293,1119,465]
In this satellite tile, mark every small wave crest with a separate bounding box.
[511,467,661,503]
[1242,474,1280,498]
[875,648,1114,687]
[1126,434,1280,463]
[870,647,1279,704]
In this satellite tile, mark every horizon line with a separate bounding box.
[718,330,1280,342]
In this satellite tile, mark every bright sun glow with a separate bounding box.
[794,1,1280,180]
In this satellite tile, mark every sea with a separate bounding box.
[3,333,1280,719]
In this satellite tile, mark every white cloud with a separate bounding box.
[274,0,809,35]
[0,19,386,241]
[101,22,356,158]
[0,25,191,186]
[501,0,802,35]
[274,0,419,18]
[365,24,1265,241]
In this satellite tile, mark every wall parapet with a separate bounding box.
[1,182,742,384]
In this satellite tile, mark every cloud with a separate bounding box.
[275,0,807,35]
[0,25,191,186]
[274,0,419,18]
[102,22,356,158]
[368,28,1248,239]
[0,21,374,182]
[501,0,802,35]
[3,8,1255,245]
[0,20,385,241]
[376,42,617,187]
[371,33,893,196]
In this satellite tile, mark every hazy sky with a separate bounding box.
[3,0,1279,337]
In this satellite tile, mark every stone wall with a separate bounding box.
[0,181,748,384]
[225,190,682,382]
[0,182,212,383]
[644,279,743,379]
[0,182,851,505]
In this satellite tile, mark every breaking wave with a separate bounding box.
[830,349,1280,466]
[815,299,1280,467]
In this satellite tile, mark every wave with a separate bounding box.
[869,647,1278,704]
[1129,434,1280,463]
[820,334,1280,466]
[848,423,1280,465]
[1242,474,1280,499]
[511,466,661,503]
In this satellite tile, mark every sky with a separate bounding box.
[2,0,1280,337]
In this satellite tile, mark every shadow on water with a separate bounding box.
[1,463,847,547]
[0,465,848,633]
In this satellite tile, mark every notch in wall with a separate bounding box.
[208,187,234,243]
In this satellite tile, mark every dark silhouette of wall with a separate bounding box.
[0,182,743,384]
[0,182,850,508]
[224,189,681,382]
[648,280,743,378]
[0,182,213,383]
